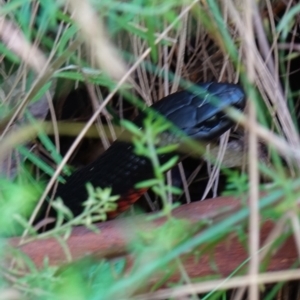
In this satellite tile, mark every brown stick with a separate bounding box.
[9,196,297,279]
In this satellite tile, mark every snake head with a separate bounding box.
[152,82,246,141]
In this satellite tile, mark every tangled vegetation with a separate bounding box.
[0,0,300,299]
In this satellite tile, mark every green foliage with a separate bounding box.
[277,3,300,39]
[222,170,249,197]
[0,0,298,299]
[122,114,181,217]
[49,258,127,300]
[0,177,42,236]
[36,184,120,238]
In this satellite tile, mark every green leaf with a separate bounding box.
[152,119,171,133]
[151,186,164,198]
[159,156,179,173]
[135,179,160,189]
[145,16,157,63]
[120,119,143,137]
[30,81,52,103]
[0,178,42,236]
[52,198,73,220]
[0,0,29,16]
[17,145,66,183]
[103,203,118,212]
[0,42,21,64]
[132,136,148,156]
[25,111,71,176]
[277,4,300,39]
[95,186,111,201]
[54,71,85,81]
[156,144,179,154]
[165,186,182,195]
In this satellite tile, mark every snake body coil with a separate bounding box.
[50,82,245,220]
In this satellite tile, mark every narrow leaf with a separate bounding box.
[156,144,179,154]
[120,120,143,137]
[165,186,182,195]
[152,186,164,198]
[135,179,160,189]
[159,156,179,173]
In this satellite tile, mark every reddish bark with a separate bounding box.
[9,196,298,278]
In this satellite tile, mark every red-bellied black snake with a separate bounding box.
[42,82,246,223]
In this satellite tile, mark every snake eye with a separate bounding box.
[206,115,218,122]
[203,113,221,127]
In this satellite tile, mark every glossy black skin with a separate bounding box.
[46,82,245,219]
[150,82,245,140]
